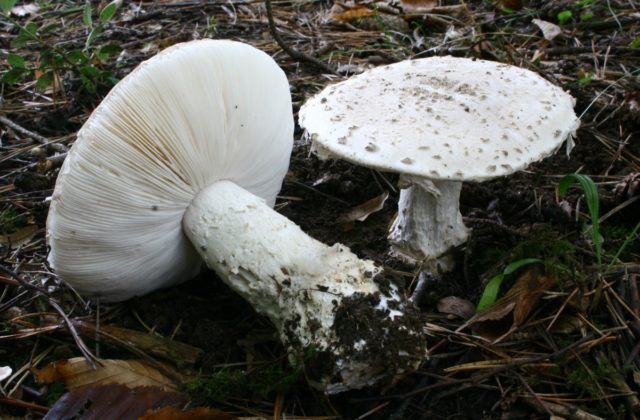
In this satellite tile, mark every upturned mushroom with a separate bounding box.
[299,56,580,267]
[47,40,426,393]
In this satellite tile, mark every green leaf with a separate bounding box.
[97,44,122,61]
[24,21,38,36]
[67,50,90,64]
[0,0,17,12]
[80,75,97,94]
[477,274,505,313]
[80,65,100,78]
[7,53,26,69]
[85,26,100,48]
[82,2,93,28]
[10,34,28,48]
[99,1,118,23]
[11,22,39,47]
[557,10,572,25]
[559,174,601,265]
[503,258,543,276]
[580,11,594,21]
[1,67,27,85]
[36,71,54,91]
[477,258,542,312]
[39,50,63,68]
[40,22,63,34]
[630,35,640,48]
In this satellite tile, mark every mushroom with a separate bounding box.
[47,40,426,393]
[299,56,580,266]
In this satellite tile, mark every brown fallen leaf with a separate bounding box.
[437,296,475,320]
[532,18,562,41]
[340,191,389,223]
[497,0,523,10]
[77,323,203,368]
[0,224,38,249]
[33,357,184,391]
[466,266,556,340]
[44,384,187,420]
[400,0,437,13]
[329,4,377,23]
[141,406,236,420]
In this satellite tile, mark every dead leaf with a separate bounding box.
[329,4,377,23]
[400,0,437,13]
[141,406,236,420]
[92,324,203,368]
[532,19,562,41]
[44,384,187,420]
[33,358,182,391]
[0,366,12,381]
[437,296,475,319]
[467,266,556,339]
[11,3,39,16]
[341,191,389,223]
[497,0,523,10]
[0,224,38,249]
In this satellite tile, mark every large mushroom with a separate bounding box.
[299,56,580,266]
[47,40,426,393]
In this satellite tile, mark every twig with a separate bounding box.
[381,332,608,399]
[0,115,68,152]
[543,46,640,57]
[0,265,97,368]
[264,0,336,75]
[0,396,49,414]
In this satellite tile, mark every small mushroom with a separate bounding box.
[299,56,580,267]
[47,40,425,393]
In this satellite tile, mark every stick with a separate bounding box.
[0,115,68,152]
[0,265,97,368]
[264,0,336,75]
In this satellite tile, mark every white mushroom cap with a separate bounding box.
[299,56,580,182]
[47,40,293,301]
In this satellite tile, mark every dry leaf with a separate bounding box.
[400,0,437,13]
[437,296,475,319]
[44,384,187,420]
[11,3,39,16]
[329,4,377,23]
[34,358,182,391]
[467,266,556,339]
[0,366,12,381]
[532,19,562,41]
[96,324,203,368]
[341,191,389,223]
[497,0,522,10]
[141,406,236,420]
[0,224,38,249]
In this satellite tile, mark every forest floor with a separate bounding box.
[1,0,639,419]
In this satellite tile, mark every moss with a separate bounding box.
[0,208,26,234]
[473,226,584,282]
[45,382,67,406]
[187,364,303,404]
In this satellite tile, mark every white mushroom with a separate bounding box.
[47,40,426,393]
[299,56,580,267]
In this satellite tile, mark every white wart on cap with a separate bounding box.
[47,40,426,392]
[299,56,580,264]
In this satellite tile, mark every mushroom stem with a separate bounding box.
[183,180,426,393]
[388,176,469,266]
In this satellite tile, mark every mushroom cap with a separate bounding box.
[299,56,579,182]
[47,40,294,301]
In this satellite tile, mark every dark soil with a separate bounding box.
[1,0,639,419]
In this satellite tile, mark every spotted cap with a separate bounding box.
[299,56,579,182]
